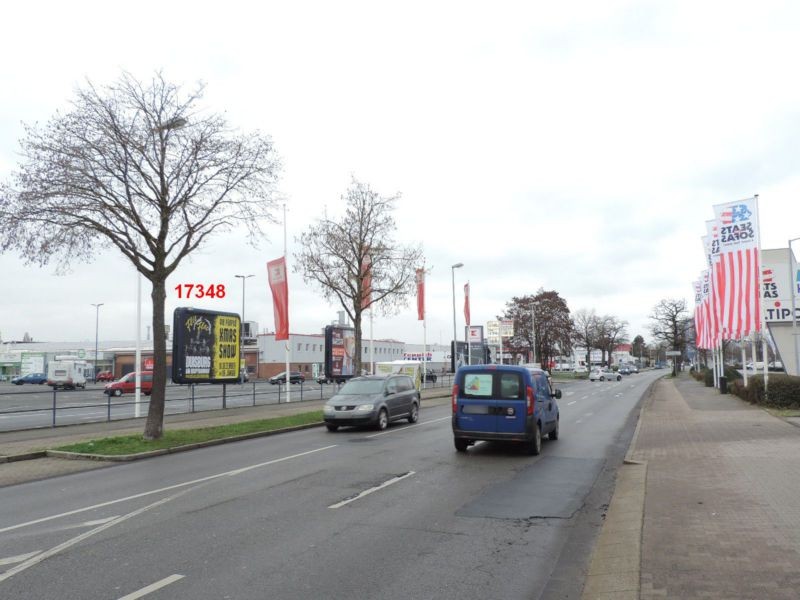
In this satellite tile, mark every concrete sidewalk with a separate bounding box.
[584,372,800,599]
[0,388,451,487]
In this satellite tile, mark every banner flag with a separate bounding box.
[360,253,372,310]
[464,282,471,327]
[267,257,289,341]
[416,268,425,320]
[693,279,703,349]
[704,221,722,346]
[712,197,761,339]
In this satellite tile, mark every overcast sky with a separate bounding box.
[1,1,799,347]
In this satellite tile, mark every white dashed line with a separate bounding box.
[329,471,415,508]
[568,401,577,406]
[117,574,185,600]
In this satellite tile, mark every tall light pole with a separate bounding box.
[451,262,464,372]
[235,274,254,384]
[91,303,103,381]
[790,238,800,376]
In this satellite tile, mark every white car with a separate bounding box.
[589,368,621,382]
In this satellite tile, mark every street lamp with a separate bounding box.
[235,274,254,383]
[451,262,464,372]
[790,238,800,376]
[91,303,103,381]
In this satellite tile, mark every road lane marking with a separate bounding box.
[0,445,338,535]
[584,412,593,417]
[0,488,194,584]
[118,574,185,600]
[580,395,588,400]
[329,471,415,509]
[567,401,577,406]
[575,419,583,424]
[0,551,41,566]
[366,416,450,438]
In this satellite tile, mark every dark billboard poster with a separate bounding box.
[324,325,356,379]
[451,340,490,372]
[172,307,241,384]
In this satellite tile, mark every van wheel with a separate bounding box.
[549,418,559,441]
[408,402,419,423]
[527,424,542,455]
[454,438,469,452]
[326,424,339,432]
[376,408,389,431]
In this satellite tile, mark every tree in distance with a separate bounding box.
[294,178,422,375]
[650,298,691,374]
[499,290,573,368]
[0,73,281,440]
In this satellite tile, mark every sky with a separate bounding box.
[1,0,799,347]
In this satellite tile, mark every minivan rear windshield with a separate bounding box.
[459,372,524,400]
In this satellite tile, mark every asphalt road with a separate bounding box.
[0,371,660,600]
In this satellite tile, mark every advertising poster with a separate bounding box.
[172,307,241,384]
[325,325,356,379]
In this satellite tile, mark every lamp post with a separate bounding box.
[451,262,464,372]
[91,303,103,381]
[235,274,254,384]
[790,238,800,376]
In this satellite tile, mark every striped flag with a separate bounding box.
[464,282,471,327]
[712,197,761,340]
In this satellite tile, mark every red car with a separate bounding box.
[95,371,115,382]
[104,371,153,396]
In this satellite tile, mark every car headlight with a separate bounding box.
[356,404,374,412]
[323,405,335,414]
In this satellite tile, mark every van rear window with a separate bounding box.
[462,373,493,397]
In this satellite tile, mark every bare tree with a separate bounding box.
[0,73,281,440]
[596,315,628,366]
[650,298,691,374]
[294,178,422,374]
[572,308,599,370]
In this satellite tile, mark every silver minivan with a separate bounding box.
[323,374,420,431]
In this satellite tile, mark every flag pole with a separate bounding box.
[422,263,427,388]
[284,203,290,403]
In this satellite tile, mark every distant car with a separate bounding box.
[104,371,153,396]
[95,371,115,382]
[269,371,305,385]
[323,374,420,431]
[618,366,632,375]
[11,372,48,385]
[589,368,621,382]
[630,365,639,374]
[422,369,437,383]
[317,374,346,385]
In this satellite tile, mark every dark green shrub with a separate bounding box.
[704,368,714,387]
[738,374,800,407]
[723,366,742,382]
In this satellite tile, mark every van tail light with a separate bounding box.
[526,385,535,416]
[452,384,459,414]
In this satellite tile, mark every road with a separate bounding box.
[0,371,660,599]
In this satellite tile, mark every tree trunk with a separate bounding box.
[143,276,167,440]
[353,310,362,375]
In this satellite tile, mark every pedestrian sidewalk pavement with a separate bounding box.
[0,388,452,488]
[583,372,800,599]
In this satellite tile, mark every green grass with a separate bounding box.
[764,407,800,418]
[54,411,324,456]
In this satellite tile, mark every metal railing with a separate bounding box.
[0,374,455,432]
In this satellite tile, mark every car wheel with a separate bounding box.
[599,376,605,382]
[616,375,622,381]
[408,402,419,423]
[549,417,559,441]
[454,438,469,453]
[326,424,339,432]
[376,408,389,431]
[526,423,542,456]
[114,389,122,397]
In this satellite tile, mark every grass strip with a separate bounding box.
[54,411,324,456]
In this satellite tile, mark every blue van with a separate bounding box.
[451,365,561,454]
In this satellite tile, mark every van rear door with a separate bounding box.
[494,371,527,435]
[456,371,497,434]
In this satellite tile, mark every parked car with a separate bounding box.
[323,374,420,431]
[104,371,153,396]
[452,364,561,455]
[589,368,622,382]
[95,371,115,382]
[11,372,48,385]
[630,365,640,374]
[618,366,632,375]
[269,371,305,385]
[422,369,437,383]
[317,374,347,385]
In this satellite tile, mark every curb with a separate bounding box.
[46,422,326,462]
[622,376,660,465]
[0,450,48,464]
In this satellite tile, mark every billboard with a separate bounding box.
[324,325,356,380]
[451,341,492,371]
[172,307,241,384]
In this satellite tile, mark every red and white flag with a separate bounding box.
[360,253,372,310]
[463,282,471,326]
[267,257,289,341]
[712,197,761,340]
[416,268,425,321]
[693,278,703,349]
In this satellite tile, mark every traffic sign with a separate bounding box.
[665,350,681,356]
